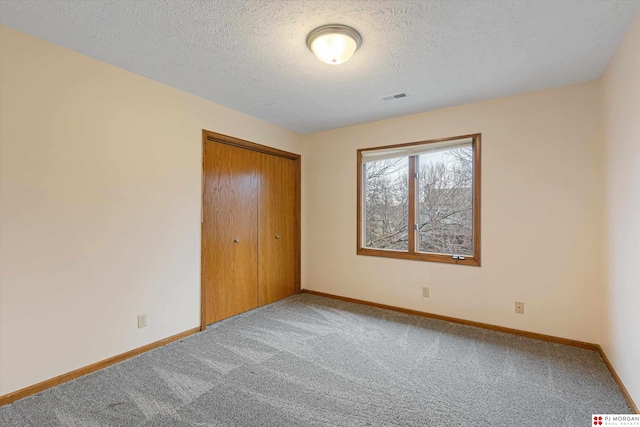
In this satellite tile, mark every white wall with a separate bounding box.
[600,12,640,406]
[302,82,602,344]
[0,26,302,395]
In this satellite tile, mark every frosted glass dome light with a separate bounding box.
[307,25,362,65]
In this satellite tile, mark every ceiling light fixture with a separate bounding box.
[306,24,362,65]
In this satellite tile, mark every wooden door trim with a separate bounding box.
[204,130,301,161]
[201,130,302,331]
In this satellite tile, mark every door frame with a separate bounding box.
[201,130,302,331]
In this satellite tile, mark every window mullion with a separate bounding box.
[408,156,416,254]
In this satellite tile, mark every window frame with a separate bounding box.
[357,133,481,266]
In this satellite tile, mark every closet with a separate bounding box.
[201,131,300,326]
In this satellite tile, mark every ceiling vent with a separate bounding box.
[381,92,408,101]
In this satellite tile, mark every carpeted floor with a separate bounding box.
[0,293,631,426]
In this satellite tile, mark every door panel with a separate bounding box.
[257,153,279,306]
[202,141,259,323]
[258,155,297,306]
[280,156,297,299]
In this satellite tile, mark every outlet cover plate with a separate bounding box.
[138,314,147,328]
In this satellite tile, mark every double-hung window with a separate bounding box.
[357,134,481,266]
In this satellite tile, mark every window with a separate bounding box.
[357,134,481,266]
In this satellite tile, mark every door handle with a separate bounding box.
[234,239,240,243]
[275,235,280,239]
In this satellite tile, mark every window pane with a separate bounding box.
[417,147,473,255]
[364,157,409,251]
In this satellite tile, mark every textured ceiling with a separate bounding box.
[1,0,639,134]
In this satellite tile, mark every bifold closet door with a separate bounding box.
[202,141,259,324]
[258,154,297,306]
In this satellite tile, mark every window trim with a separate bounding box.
[356,133,481,266]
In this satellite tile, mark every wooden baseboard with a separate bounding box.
[0,327,200,406]
[3,294,637,414]
[301,289,638,413]
[596,345,639,413]
[301,289,599,349]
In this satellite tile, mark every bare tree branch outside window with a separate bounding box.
[364,148,473,255]
[418,147,473,255]
[364,158,408,251]
[358,134,480,265]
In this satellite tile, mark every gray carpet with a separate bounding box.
[0,294,631,426]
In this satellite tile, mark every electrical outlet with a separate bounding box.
[515,302,524,314]
[422,287,429,298]
[137,314,147,328]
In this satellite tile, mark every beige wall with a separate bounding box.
[0,26,302,395]
[600,13,640,405]
[2,15,638,403]
[302,82,602,344]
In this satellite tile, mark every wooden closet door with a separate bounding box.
[258,154,297,306]
[279,156,297,298]
[202,141,259,324]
